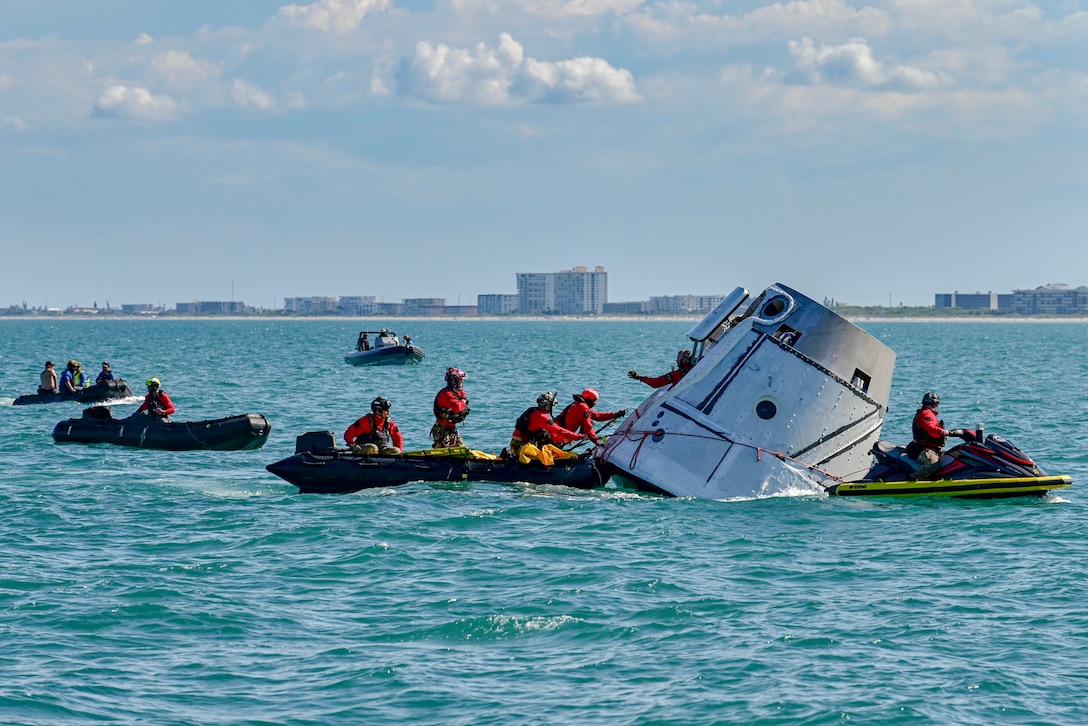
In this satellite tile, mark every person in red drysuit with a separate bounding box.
[345,396,404,455]
[628,349,694,389]
[135,377,176,421]
[556,388,627,446]
[905,391,969,480]
[431,367,470,448]
[508,392,585,457]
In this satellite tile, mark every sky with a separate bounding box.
[1,0,1086,310]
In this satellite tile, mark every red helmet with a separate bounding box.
[580,388,599,404]
[445,367,466,388]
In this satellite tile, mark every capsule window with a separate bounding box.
[850,369,871,393]
[755,399,778,420]
[761,296,788,319]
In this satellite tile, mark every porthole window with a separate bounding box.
[762,296,788,318]
[755,399,777,420]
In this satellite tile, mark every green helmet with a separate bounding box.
[146,377,161,388]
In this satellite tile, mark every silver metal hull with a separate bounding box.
[599,283,895,499]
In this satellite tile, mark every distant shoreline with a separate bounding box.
[3,315,1088,323]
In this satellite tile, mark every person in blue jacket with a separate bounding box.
[95,361,116,385]
[59,360,81,393]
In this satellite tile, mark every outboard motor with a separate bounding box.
[83,405,114,420]
[295,431,337,454]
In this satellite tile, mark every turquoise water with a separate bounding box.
[2,318,1087,724]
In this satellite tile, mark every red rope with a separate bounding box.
[612,427,848,483]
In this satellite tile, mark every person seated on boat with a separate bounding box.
[905,391,970,480]
[628,349,694,389]
[59,360,82,393]
[356,332,370,351]
[508,392,586,458]
[431,367,470,448]
[404,335,413,348]
[136,377,176,422]
[557,388,628,447]
[95,361,115,385]
[73,362,92,389]
[344,396,404,455]
[38,361,58,395]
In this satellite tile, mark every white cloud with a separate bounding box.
[135,33,154,45]
[787,37,955,90]
[519,0,645,16]
[276,0,389,34]
[627,0,891,47]
[0,74,13,91]
[233,78,277,110]
[4,115,30,131]
[739,0,890,39]
[370,71,391,96]
[92,84,180,120]
[149,51,222,80]
[396,32,639,104]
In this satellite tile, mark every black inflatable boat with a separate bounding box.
[266,431,609,494]
[52,406,271,451]
[14,379,135,406]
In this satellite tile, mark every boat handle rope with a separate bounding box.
[612,426,854,483]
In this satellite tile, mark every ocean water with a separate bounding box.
[2,318,1087,725]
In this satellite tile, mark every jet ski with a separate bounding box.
[826,428,1071,498]
[266,432,608,494]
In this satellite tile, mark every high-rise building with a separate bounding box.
[340,296,377,315]
[477,294,520,314]
[516,266,607,315]
[515,273,554,314]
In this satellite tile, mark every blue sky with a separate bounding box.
[2,0,1085,309]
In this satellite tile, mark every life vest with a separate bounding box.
[557,402,580,432]
[513,406,552,447]
[352,413,391,447]
[911,408,945,449]
[434,387,468,423]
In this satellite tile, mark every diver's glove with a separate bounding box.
[947,429,967,439]
[627,371,640,380]
[617,409,628,417]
